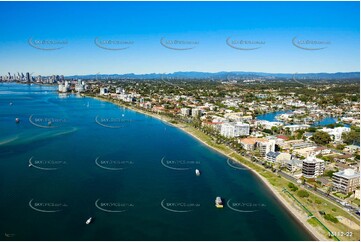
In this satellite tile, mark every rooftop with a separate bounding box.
[240,137,267,145]
[334,169,360,179]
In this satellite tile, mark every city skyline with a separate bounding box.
[0,1,360,76]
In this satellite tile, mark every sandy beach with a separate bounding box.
[91,95,328,241]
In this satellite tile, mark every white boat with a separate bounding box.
[215,196,223,208]
[28,163,32,167]
[195,169,201,176]
[15,118,20,123]
[85,217,93,224]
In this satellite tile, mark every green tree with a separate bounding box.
[288,182,299,192]
[324,214,339,223]
[297,190,309,198]
[311,131,331,145]
[324,170,335,178]
[342,126,360,145]
[271,126,279,134]
[263,129,273,134]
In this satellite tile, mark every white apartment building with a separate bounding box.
[221,122,250,138]
[58,81,70,93]
[75,80,85,92]
[117,93,134,102]
[191,108,202,118]
[266,151,280,163]
[257,139,276,157]
[181,108,191,116]
[332,169,360,194]
[285,159,303,172]
[266,152,292,164]
[100,87,109,95]
[116,87,125,94]
[302,156,325,178]
[320,127,351,142]
[255,120,283,129]
[284,124,310,133]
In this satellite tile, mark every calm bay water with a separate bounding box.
[0,83,314,241]
[256,111,342,127]
[256,111,290,122]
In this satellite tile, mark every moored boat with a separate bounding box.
[215,196,223,208]
[195,169,201,176]
[86,217,93,224]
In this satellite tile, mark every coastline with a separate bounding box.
[89,95,326,241]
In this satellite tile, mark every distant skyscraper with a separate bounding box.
[26,72,30,82]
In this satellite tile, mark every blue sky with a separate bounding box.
[0,1,359,76]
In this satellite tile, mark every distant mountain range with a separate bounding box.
[67,71,360,80]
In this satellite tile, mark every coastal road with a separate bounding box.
[238,149,361,220]
[215,138,359,219]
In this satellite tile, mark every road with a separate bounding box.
[223,143,360,220]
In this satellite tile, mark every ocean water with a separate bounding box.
[0,83,314,241]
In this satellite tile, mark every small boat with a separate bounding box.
[85,217,93,224]
[28,163,32,167]
[215,196,223,208]
[195,169,201,176]
[15,118,20,123]
[9,102,13,106]
[48,121,52,126]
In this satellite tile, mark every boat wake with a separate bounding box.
[0,127,77,147]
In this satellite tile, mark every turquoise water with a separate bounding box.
[0,83,314,241]
[257,111,343,127]
[256,111,291,122]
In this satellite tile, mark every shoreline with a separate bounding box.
[89,95,326,241]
